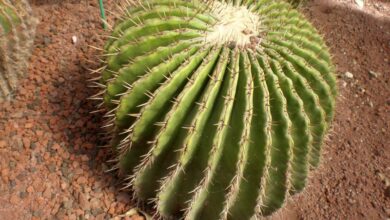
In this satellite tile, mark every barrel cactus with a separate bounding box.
[93,0,336,219]
[0,0,37,101]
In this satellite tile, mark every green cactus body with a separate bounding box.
[0,0,37,101]
[97,0,336,219]
[285,0,307,7]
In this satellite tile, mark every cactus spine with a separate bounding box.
[94,0,337,219]
[0,0,37,101]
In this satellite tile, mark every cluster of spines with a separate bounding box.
[0,0,37,101]
[91,0,336,219]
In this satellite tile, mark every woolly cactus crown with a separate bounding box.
[94,0,337,219]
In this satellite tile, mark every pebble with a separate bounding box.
[91,208,103,216]
[61,182,67,190]
[0,140,6,148]
[368,70,379,78]
[62,200,73,209]
[78,193,90,210]
[43,186,52,199]
[30,142,37,150]
[22,138,31,149]
[10,194,19,204]
[25,123,33,128]
[96,213,106,220]
[90,198,101,209]
[77,176,88,185]
[48,163,56,172]
[344,71,354,79]
[32,210,42,217]
[51,203,61,215]
[72,36,78,44]
[43,36,52,46]
[108,203,116,215]
[9,161,16,169]
[132,215,145,220]
[19,191,27,199]
[9,180,16,189]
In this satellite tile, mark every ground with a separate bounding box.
[0,0,389,219]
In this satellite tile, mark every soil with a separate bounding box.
[0,0,389,219]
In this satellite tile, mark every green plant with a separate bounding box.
[0,0,37,101]
[94,0,337,219]
[286,0,308,7]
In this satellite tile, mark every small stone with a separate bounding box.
[108,203,116,215]
[19,191,27,199]
[60,182,67,190]
[55,208,66,219]
[96,213,106,220]
[72,36,78,44]
[48,163,56,173]
[75,209,84,218]
[90,198,101,209]
[51,202,61,215]
[0,140,6,148]
[344,71,354,79]
[22,138,31,149]
[25,123,33,128]
[36,130,44,136]
[10,195,19,204]
[78,193,90,210]
[369,70,379,78]
[30,142,37,150]
[27,186,34,193]
[43,36,52,46]
[62,200,73,209]
[91,208,103,216]
[9,180,16,189]
[32,210,42,217]
[69,213,77,220]
[61,166,69,177]
[132,215,145,220]
[43,186,52,198]
[16,172,27,181]
[77,176,87,184]
[80,155,89,162]
[9,161,16,169]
